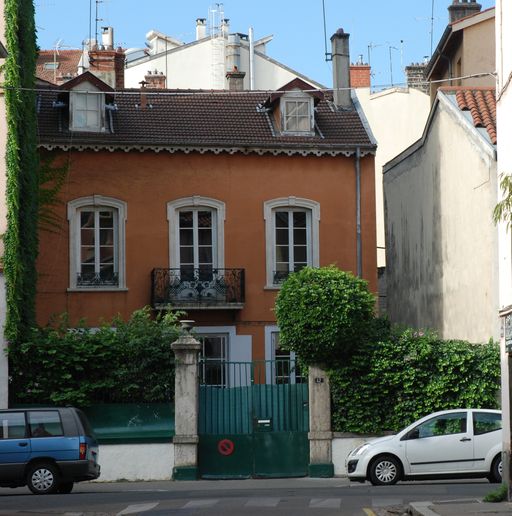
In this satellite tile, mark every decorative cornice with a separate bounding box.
[38,142,376,158]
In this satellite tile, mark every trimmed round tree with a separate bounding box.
[275,266,376,366]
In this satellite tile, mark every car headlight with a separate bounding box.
[351,443,371,456]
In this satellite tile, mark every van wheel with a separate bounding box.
[58,481,74,494]
[369,455,401,485]
[489,455,503,484]
[27,463,60,494]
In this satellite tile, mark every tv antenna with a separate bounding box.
[322,0,332,61]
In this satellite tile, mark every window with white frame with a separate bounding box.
[167,196,225,275]
[271,331,305,384]
[70,91,104,132]
[264,197,320,287]
[197,334,228,386]
[68,196,127,289]
[280,94,314,135]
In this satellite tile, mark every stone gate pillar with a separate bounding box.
[171,320,201,481]
[308,365,334,477]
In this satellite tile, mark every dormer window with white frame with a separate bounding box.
[69,89,105,132]
[280,92,315,136]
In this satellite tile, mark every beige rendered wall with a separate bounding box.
[385,97,499,343]
[461,17,496,87]
[356,87,430,267]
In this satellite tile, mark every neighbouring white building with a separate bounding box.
[495,0,512,493]
[124,15,324,91]
[353,81,430,314]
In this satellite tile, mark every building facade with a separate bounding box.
[35,34,377,363]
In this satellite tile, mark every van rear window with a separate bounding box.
[28,411,63,437]
[75,409,95,438]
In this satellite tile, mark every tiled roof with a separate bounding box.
[37,50,82,85]
[36,86,375,155]
[450,87,496,145]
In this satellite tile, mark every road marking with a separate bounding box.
[245,497,280,507]
[182,499,219,508]
[116,503,159,515]
[363,509,376,516]
[309,498,342,508]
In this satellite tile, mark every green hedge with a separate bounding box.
[9,308,181,407]
[330,328,500,434]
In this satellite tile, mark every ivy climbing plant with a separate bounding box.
[4,0,39,344]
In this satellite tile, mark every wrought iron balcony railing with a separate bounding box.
[77,271,119,287]
[151,268,245,309]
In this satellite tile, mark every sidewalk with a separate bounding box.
[410,500,512,516]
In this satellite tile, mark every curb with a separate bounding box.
[409,502,439,516]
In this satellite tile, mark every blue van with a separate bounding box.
[0,407,100,494]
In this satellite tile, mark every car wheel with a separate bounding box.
[27,463,60,495]
[57,481,74,494]
[369,455,401,486]
[489,455,503,484]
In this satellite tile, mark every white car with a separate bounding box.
[346,408,502,485]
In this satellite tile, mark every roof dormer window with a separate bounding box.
[70,91,105,132]
[59,72,113,133]
[281,95,314,135]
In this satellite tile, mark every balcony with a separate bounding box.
[151,268,245,310]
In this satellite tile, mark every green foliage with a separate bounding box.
[9,308,181,407]
[484,484,507,503]
[275,266,376,366]
[4,0,40,344]
[494,173,512,229]
[330,328,500,433]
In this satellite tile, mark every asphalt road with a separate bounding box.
[0,478,497,516]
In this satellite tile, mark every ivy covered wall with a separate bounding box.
[4,0,39,344]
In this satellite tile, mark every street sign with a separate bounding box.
[506,313,512,353]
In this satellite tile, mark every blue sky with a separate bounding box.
[35,0,495,88]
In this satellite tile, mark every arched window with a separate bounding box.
[67,196,127,289]
[264,197,320,287]
[167,196,226,272]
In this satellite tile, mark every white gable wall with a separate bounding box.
[384,95,499,343]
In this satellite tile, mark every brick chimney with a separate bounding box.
[350,63,371,89]
[88,27,125,89]
[405,62,429,94]
[226,66,245,91]
[330,28,351,109]
[448,0,482,23]
[145,70,166,89]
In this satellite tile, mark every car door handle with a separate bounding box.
[18,442,29,447]
[460,437,472,442]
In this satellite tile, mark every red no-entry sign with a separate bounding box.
[217,438,235,456]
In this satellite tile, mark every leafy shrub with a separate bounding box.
[9,307,181,407]
[330,328,500,433]
[275,266,376,366]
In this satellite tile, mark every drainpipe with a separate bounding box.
[249,26,254,90]
[355,147,362,277]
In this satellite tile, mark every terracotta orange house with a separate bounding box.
[35,30,377,364]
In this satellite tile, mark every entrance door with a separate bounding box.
[198,359,309,478]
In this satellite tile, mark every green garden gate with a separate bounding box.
[198,359,309,478]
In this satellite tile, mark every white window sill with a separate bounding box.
[67,287,129,292]
[264,285,282,291]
